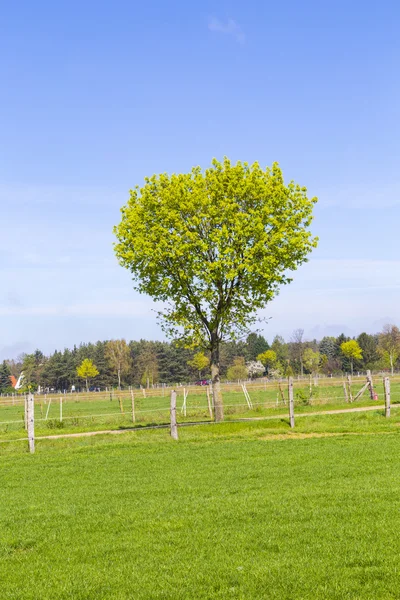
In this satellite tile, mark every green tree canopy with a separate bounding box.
[226,357,248,381]
[303,348,320,374]
[378,324,400,375]
[257,349,277,373]
[0,361,11,393]
[105,339,132,389]
[114,158,318,421]
[76,359,99,392]
[340,340,363,375]
[187,352,210,378]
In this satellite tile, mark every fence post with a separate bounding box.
[118,394,124,415]
[347,375,353,402]
[130,390,135,423]
[170,390,178,440]
[45,398,52,420]
[384,377,391,418]
[206,388,213,420]
[343,382,349,403]
[181,388,187,417]
[288,377,295,428]
[366,370,374,399]
[27,393,35,454]
[24,394,28,430]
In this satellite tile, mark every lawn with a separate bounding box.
[2,416,400,599]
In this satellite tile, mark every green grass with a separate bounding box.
[1,377,399,440]
[2,414,400,598]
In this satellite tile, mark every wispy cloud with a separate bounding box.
[0,300,162,318]
[208,18,245,44]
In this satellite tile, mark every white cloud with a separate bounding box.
[0,301,161,318]
[208,18,245,44]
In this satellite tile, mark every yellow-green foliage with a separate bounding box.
[340,341,363,362]
[257,349,277,367]
[303,348,320,373]
[76,359,99,380]
[114,158,318,349]
[187,352,210,376]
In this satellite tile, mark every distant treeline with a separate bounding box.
[0,326,399,393]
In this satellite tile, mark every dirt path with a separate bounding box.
[34,403,393,441]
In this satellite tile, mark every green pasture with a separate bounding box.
[2,415,400,598]
[0,378,399,441]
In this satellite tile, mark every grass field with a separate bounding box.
[1,376,399,442]
[2,411,400,599]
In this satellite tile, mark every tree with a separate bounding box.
[319,336,336,359]
[245,333,269,361]
[0,361,11,393]
[291,329,305,375]
[226,357,248,381]
[271,335,288,365]
[357,332,379,369]
[114,158,317,421]
[105,339,132,389]
[257,349,277,374]
[340,340,362,375]
[378,324,400,375]
[187,351,210,379]
[136,344,159,388]
[303,348,320,375]
[76,359,99,392]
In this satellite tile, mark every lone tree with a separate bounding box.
[77,359,99,392]
[114,158,317,421]
[340,340,362,375]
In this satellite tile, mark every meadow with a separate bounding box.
[2,413,400,599]
[0,375,399,443]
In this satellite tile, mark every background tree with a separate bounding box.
[0,361,12,393]
[114,158,317,421]
[290,329,305,375]
[187,352,210,379]
[226,357,248,381]
[319,336,336,360]
[378,324,400,375]
[136,344,159,388]
[357,332,379,370]
[76,359,99,392]
[105,339,132,389]
[340,340,362,375]
[303,348,320,375]
[20,351,46,389]
[271,335,288,365]
[257,349,277,374]
[244,333,269,361]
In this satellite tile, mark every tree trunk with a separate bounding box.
[118,368,121,390]
[351,359,353,376]
[86,378,88,392]
[210,336,224,422]
[390,354,394,376]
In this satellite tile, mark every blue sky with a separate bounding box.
[1,0,400,359]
